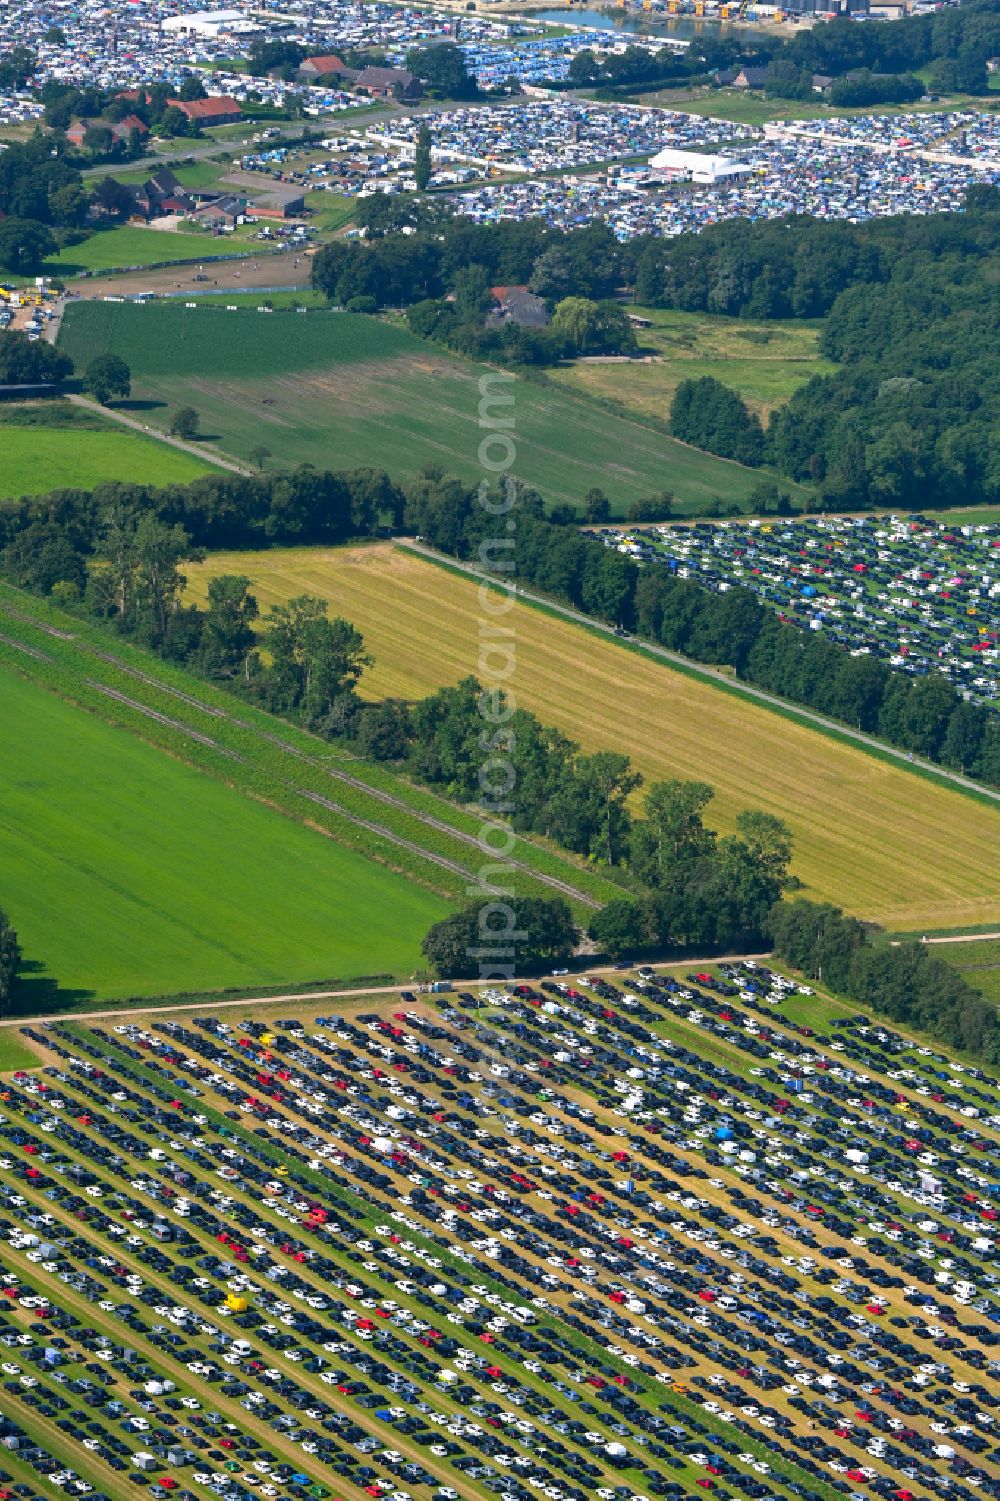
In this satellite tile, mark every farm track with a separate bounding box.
[0,953,776,1028]
[67,393,250,474]
[0,631,52,662]
[0,598,600,908]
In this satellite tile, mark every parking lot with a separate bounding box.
[591,516,1000,709]
[0,961,995,1501]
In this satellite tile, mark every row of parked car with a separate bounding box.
[0,963,994,1501]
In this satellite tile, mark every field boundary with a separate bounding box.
[0,954,772,1028]
[399,539,1000,814]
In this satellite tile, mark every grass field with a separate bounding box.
[182,288,328,308]
[303,189,357,231]
[658,87,989,126]
[0,582,615,928]
[0,415,214,498]
[57,300,802,514]
[186,542,1000,933]
[0,662,446,1003]
[929,937,1000,1005]
[113,158,230,189]
[549,307,835,422]
[45,225,226,275]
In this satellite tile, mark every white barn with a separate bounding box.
[649,147,752,185]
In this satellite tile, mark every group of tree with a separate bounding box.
[527,0,1000,102]
[0,464,403,669]
[0,331,73,385]
[0,134,90,270]
[1,461,402,557]
[565,43,692,93]
[3,488,366,718]
[769,899,1000,1062]
[828,70,925,108]
[422,896,578,976]
[312,217,625,311]
[589,786,793,958]
[245,39,307,79]
[314,219,637,365]
[0,333,134,401]
[763,59,923,106]
[771,0,1000,97]
[670,376,764,466]
[0,46,34,90]
[404,43,478,100]
[607,0,1000,99]
[406,286,635,366]
[403,471,1000,791]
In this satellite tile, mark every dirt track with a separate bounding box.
[67,247,312,300]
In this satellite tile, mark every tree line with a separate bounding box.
[6,461,1000,789]
[0,465,400,681]
[404,473,1000,790]
[566,0,1000,98]
[0,469,793,969]
[344,674,790,941]
[769,900,1000,1063]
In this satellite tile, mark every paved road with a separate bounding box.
[918,932,1000,945]
[80,120,313,178]
[400,540,1000,807]
[0,954,771,1030]
[67,393,253,475]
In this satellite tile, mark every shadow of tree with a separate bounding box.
[4,959,93,1020]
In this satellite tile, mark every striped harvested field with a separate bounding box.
[184,543,1000,933]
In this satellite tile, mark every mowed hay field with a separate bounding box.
[57,301,790,514]
[187,543,1000,933]
[548,308,837,423]
[0,663,446,1002]
[0,421,214,498]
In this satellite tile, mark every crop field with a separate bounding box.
[547,310,836,422]
[56,301,787,514]
[45,227,228,276]
[0,662,447,1004]
[0,415,214,498]
[0,961,995,1501]
[187,543,1000,932]
[0,585,613,1003]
